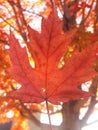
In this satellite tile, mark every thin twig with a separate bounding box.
[7,0,27,42]
[80,0,95,26]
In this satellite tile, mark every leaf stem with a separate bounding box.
[46,100,53,130]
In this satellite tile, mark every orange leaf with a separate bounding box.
[11,119,29,130]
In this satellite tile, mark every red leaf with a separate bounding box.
[7,11,98,104]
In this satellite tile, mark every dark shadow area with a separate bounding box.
[0,122,12,130]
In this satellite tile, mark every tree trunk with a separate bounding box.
[40,101,82,130]
[60,101,82,130]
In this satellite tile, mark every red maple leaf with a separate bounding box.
[7,11,98,104]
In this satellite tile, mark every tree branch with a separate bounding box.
[19,102,41,127]
[80,76,98,127]
[85,120,98,126]
[7,0,27,41]
[80,0,95,26]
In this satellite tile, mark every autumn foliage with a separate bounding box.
[0,0,98,130]
[7,11,98,104]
